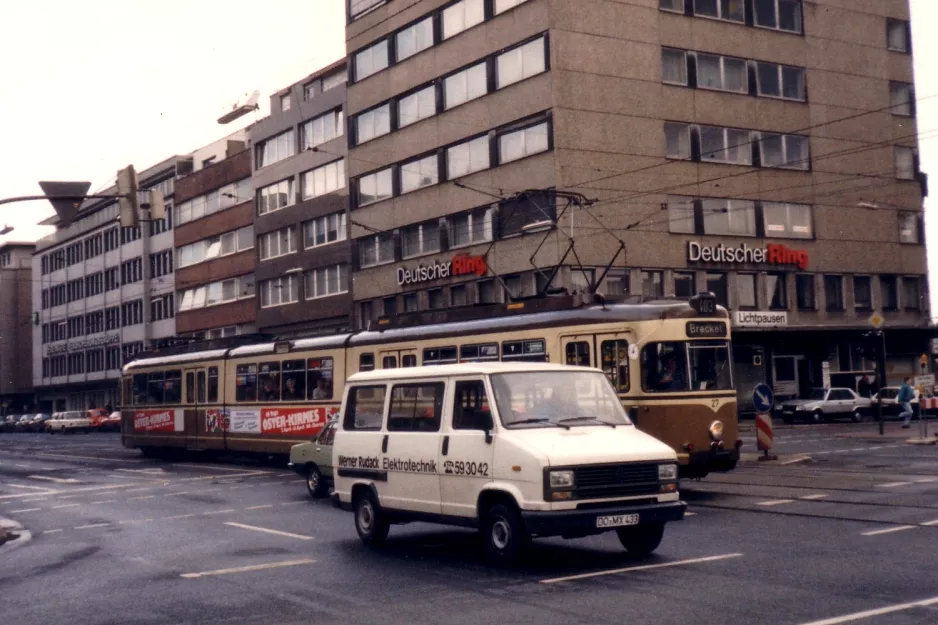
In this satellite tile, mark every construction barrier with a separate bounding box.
[756,412,773,453]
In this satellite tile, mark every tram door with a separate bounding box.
[183,367,208,450]
[378,348,418,369]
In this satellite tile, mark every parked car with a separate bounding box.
[871,387,921,418]
[777,387,872,423]
[99,411,121,432]
[2,415,21,433]
[87,408,109,430]
[26,414,52,432]
[47,411,94,434]
[13,415,34,433]
[288,419,337,499]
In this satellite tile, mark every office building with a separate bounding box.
[0,243,36,414]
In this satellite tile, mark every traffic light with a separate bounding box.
[116,165,140,228]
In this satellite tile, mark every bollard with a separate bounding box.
[756,412,777,461]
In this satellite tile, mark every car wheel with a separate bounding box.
[482,502,529,566]
[812,410,824,424]
[617,523,665,559]
[306,465,328,499]
[851,409,863,423]
[354,490,389,547]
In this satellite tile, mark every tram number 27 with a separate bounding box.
[443,460,489,477]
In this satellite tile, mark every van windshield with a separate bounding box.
[490,371,631,428]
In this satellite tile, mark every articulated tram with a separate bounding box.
[121,293,739,477]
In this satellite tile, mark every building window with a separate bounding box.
[357,168,394,206]
[403,292,419,312]
[150,250,173,278]
[303,81,316,100]
[887,19,910,53]
[359,233,395,268]
[402,221,441,258]
[259,226,297,261]
[795,274,815,310]
[498,121,549,164]
[494,0,529,13]
[449,206,494,247]
[259,275,300,308]
[301,109,344,150]
[702,198,756,236]
[601,269,629,296]
[854,276,872,311]
[359,301,374,328]
[706,272,728,307]
[768,273,788,310]
[443,0,484,39]
[121,299,144,326]
[151,294,175,321]
[304,212,347,249]
[355,104,392,144]
[756,62,806,101]
[396,17,433,62]
[666,196,695,234]
[120,258,143,285]
[350,0,385,19]
[477,279,497,304]
[398,86,437,128]
[178,276,254,312]
[445,61,488,110]
[451,284,468,306]
[665,122,691,160]
[760,133,810,170]
[400,155,439,194]
[255,130,295,169]
[898,212,920,244]
[890,82,914,116]
[428,288,445,309]
[280,92,292,111]
[880,276,898,311]
[824,275,844,311]
[659,0,683,12]
[694,0,744,22]
[697,53,747,93]
[383,297,397,316]
[700,125,752,165]
[177,225,254,268]
[446,135,491,179]
[895,147,916,180]
[642,270,664,298]
[105,306,120,330]
[675,272,695,298]
[753,0,802,33]
[763,202,813,239]
[354,39,389,81]
[661,48,688,86]
[322,69,346,92]
[496,37,547,90]
[176,179,252,225]
[902,277,921,311]
[737,273,757,309]
[301,159,346,200]
[305,264,349,299]
[499,191,556,236]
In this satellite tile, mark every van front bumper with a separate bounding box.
[521,500,686,538]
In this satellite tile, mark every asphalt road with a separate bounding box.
[1,427,936,625]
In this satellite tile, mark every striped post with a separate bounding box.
[756,412,773,456]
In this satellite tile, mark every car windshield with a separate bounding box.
[806,388,828,400]
[490,371,631,428]
[642,341,733,393]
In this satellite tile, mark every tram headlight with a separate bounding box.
[709,420,725,441]
[658,464,678,481]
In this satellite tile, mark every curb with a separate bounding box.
[905,438,938,446]
[740,453,812,465]
[0,516,32,552]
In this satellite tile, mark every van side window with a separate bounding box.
[207,367,219,402]
[344,385,387,431]
[360,353,375,371]
[453,381,492,430]
[502,339,547,362]
[388,383,444,432]
[566,341,591,366]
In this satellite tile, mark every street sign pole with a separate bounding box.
[876,330,887,436]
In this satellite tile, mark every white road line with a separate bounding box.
[540,553,744,584]
[128,496,155,501]
[75,523,110,530]
[10,508,41,513]
[15,464,28,467]
[799,494,829,500]
[245,505,273,510]
[51,503,80,509]
[8,484,54,491]
[36,453,141,463]
[848,449,867,453]
[201,509,235,516]
[797,595,938,625]
[224,521,314,541]
[118,518,153,525]
[280,501,306,506]
[28,475,80,484]
[915,477,938,483]
[861,526,917,536]
[162,492,191,497]
[876,481,913,488]
[180,559,316,579]
[172,463,270,473]
[684,512,697,516]
[756,499,795,507]
[162,513,199,520]
[0,483,141,501]
[921,520,938,526]
[90,500,117,505]
[123,487,154,493]
[57,495,85,500]
[42,529,62,535]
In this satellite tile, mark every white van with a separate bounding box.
[332,362,685,563]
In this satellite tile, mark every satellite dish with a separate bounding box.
[218,89,260,125]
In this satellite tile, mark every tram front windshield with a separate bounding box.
[642,341,733,393]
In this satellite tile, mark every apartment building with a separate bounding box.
[173,132,257,340]
[345,0,930,409]
[252,60,352,337]
[32,159,178,412]
[0,243,36,414]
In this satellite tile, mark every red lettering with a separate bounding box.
[766,244,808,270]
[452,255,487,277]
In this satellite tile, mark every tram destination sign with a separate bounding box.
[686,321,727,338]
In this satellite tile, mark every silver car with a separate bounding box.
[777,387,871,423]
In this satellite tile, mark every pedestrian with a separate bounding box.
[857,375,872,399]
[897,377,915,429]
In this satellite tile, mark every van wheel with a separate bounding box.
[482,503,529,565]
[306,465,328,499]
[617,523,665,559]
[354,490,389,546]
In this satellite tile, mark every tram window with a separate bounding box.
[207,367,219,402]
[282,359,306,401]
[502,339,547,362]
[123,377,133,406]
[197,371,206,403]
[566,341,591,367]
[163,370,182,404]
[453,380,492,430]
[360,353,375,372]
[642,342,690,393]
[402,354,417,367]
[308,357,334,400]
[185,372,195,403]
[258,362,281,402]
[382,356,397,369]
[388,383,444,432]
[423,346,457,365]
[688,341,732,391]
[344,385,386,431]
[133,374,148,405]
[600,341,630,392]
[236,364,258,402]
[460,343,498,362]
[148,372,165,404]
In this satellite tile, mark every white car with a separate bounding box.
[46,411,94,434]
[871,387,921,418]
[776,387,872,423]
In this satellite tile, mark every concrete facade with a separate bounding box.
[0,243,36,414]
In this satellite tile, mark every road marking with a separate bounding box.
[0,483,141,501]
[179,471,269,482]
[10,508,41,513]
[202,509,235,516]
[90,500,117,505]
[224,521,314,541]
[915,477,938,483]
[57,494,85,500]
[799,494,829,500]
[15,464,28,467]
[245,505,273,510]
[180,559,316,579]
[921,520,938,526]
[280,501,306,506]
[75,523,110,530]
[162,513,199,520]
[118,518,152,525]
[8,484,54,491]
[42,529,62,535]
[51,503,80,509]
[861,525,917,536]
[123,487,154,493]
[540,553,744,584]
[163,491,191,497]
[28,475,80,484]
[797,595,938,625]
[36,453,141,463]
[848,449,867,453]
[876,481,913,488]
[756,499,795,507]
[684,512,697,516]
[128,495,155,501]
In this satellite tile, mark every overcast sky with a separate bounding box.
[1,0,935,312]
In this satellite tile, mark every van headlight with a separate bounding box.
[658,464,678,482]
[709,420,724,441]
[548,470,575,488]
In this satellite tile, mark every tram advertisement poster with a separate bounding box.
[206,409,231,434]
[133,409,183,433]
[227,409,262,434]
[260,406,338,436]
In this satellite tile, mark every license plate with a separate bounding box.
[596,514,640,528]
